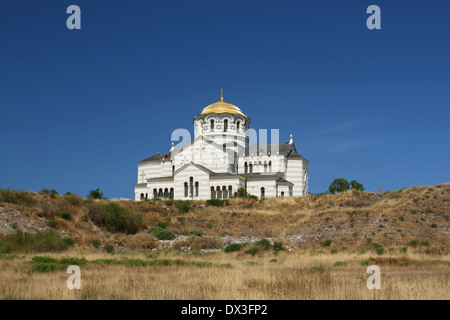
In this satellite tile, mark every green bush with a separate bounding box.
[320,239,332,247]
[175,201,190,213]
[256,238,271,250]
[309,263,326,273]
[91,239,101,248]
[232,187,258,200]
[188,230,207,237]
[328,178,350,194]
[333,261,347,267]
[376,247,385,255]
[0,188,37,206]
[205,199,229,207]
[90,202,142,234]
[350,180,364,191]
[224,243,243,253]
[177,217,186,225]
[103,243,114,253]
[400,247,408,253]
[0,230,70,253]
[409,240,419,247]
[47,220,58,228]
[372,243,382,249]
[360,260,373,266]
[88,188,104,199]
[148,227,176,240]
[60,211,72,220]
[244,246,260,256]
[156,220,170,229]
[273,242,285,251]
[62,238,76,246]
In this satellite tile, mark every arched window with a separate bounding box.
[164,188,168,199]
[222,186,227,199]
[153,189,157,199]
[249,163,253,173]
[189,177,194,197]
[184,182,188,197]
[264,162,268,173]
[281,191,284,197]
[244,162,248,173]
[140,193,144,200]
[170,188,174,200]
[261,187,265,199]
[269,161,272,172]
[195,181,199,197]
[211,187,216,199]
[210,119,214,131]
[158,188,163,198]
[229,186,232,197]
[145,193,148,199]
[216,186,222,199]
[224,119,228,132]
[172,165,175,175]
[237,121,240,133]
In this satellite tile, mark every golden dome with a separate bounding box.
[200,89,247,117]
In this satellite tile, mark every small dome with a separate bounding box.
[200,99,246,117]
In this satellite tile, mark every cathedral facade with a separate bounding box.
[134,92,309,201]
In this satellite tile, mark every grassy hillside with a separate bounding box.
[1,184,448,253]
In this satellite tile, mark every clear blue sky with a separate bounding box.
[1,0,449,199]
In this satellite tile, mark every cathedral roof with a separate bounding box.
[198,89,248,118]
[242,142,307,161]
[138,152,171,163]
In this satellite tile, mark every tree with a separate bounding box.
[88,188,104,199]
[329,178,350,194]
[350,180,364,191]
[233,187,248,198]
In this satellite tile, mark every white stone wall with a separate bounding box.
[246,180,277,199]
[285,159,307,196]
[173,164,210,200]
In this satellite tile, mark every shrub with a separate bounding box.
[244,246,260,256]
[431,223,438,228]
[333,261,347,267]
[47,220,58,228]
[177,217,186,225]
[148,227,176,240]
[273,242,285,251]
[256,238,271,250]
[350,180,364,191]
[9,222,18,230]
[0,230,70,253]
[400,247,408,253]
[409,240,419,247]
[309,263,326,273]
[328,178,350,194]
[224,243,243,253]
[62,238,76,246]
[320,239,332,247]
[103,243,114,253]
[60,211,72,220]
[205,199,229,207]
[88,188,104,200]
[376,247,385,255]
[188,230,207,237]
[91,240,101,248]
[232,187,258,200]
[372,243,382,249]
[218,263,232,268]
[156,220,170,229]
[360,260,372,266]
[175,201,190,213]
[331,249,338,254]
[0,188,37,206]
[90,202,142,234]
[420,241,430,246]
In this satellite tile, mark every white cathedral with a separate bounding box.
[134,91,309,201]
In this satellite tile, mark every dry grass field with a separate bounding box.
[0,249,448,300]
[0,184,448,300]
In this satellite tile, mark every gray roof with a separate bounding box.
[242,141,306,160]
[139,152,171,163]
